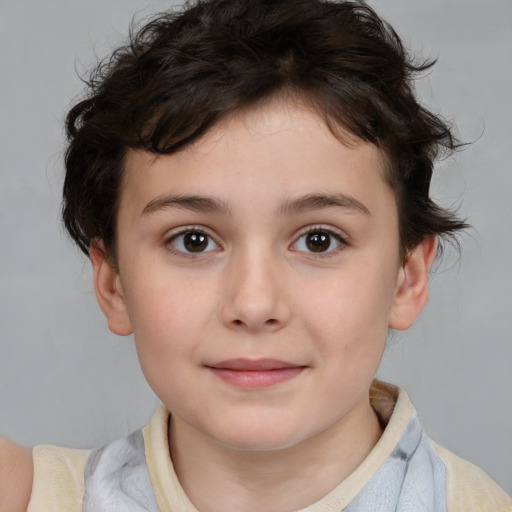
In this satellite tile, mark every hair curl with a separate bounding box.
[63,0,467,260]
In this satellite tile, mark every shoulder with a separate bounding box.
[0,438,33,512]
[433,443,512,512]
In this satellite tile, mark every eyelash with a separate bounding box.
[164,225,348,258]
[291,226,347,258]
[165,226,220,257]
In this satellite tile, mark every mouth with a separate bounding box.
[206,359,306,389]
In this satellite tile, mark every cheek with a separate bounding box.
[128,293,207,409]
[122,273,217,373]
[124,262,217,329]
[300,264,397,352]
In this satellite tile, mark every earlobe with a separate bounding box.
[90,243,133,336]
[388,236,437,330]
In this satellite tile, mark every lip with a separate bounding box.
[206,359,306,389]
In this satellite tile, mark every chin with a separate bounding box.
[209,421,309,453]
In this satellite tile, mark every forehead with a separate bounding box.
[120,99,393,220]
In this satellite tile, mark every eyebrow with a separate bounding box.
[279,193,371,217]
[142,195,231,216]
[141,192,371,218]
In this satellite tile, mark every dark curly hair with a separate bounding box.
[63,0,467,261]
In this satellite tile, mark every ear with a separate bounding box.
[388,236,437,330]
[90,243,133,336]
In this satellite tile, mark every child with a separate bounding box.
[1,0,510,510]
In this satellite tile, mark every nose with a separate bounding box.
[220,246,291,332]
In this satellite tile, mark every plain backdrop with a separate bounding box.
[0,0,511,494]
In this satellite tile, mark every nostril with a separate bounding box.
[230,318,279,327]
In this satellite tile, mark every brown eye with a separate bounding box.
[291,229,344,254]
[184,232,208,252]
[305,232,332,252]
[170,230,218,254]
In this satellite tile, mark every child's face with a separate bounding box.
[94,99,427,451]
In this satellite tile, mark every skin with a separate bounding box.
[0,98,435,512]
[0,438,33,511]
[92,98,436,512]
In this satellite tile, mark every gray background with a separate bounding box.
[0,0,510,494]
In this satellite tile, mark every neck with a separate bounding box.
[169,400,383,512]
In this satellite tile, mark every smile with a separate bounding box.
[206,359,306,389]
